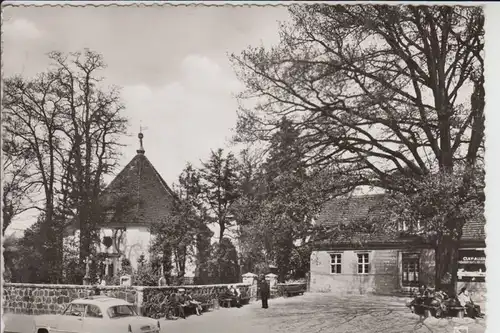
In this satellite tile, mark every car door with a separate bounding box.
[81,304,105,333]
[53,303,85,333]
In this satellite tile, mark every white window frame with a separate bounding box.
[329,253,342,274]
[399,220,422,232]
[399,221,408,231]
[401,253,420,287]
[357,252,370,274]
[416,219,421,231]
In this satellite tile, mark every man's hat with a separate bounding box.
[178,288,185,292]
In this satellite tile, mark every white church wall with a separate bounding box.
[123,227,152,270]
[98,226,152,271]
[66,226,199,277]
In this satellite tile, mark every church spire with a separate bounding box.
[137,128,145,154]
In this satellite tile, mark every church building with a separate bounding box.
[65,132,199,281]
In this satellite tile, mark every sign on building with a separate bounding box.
[457,249,485,282]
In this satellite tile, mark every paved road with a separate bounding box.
[3,293,487,333]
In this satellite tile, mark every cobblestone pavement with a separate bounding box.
[3,293,487,333]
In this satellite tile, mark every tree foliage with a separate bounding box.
[6,216,47,283]
[200,149,240,243]
[234,119,334,281]
[231,5,484,289]
[151,163,207,280]
[203,237,240,284]
[373,166,484,287]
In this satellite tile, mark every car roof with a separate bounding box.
[71,296,132,307]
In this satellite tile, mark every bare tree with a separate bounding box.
[3,71,67,281]
[2,135,40,235]
[231,5,484,291]
[2,49,128,282]
[48,50,127,279]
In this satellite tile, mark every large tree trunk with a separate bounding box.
[41,200,62,283]
[434,233,460,295]
[277,229,294,283]
[195,233,210,284]
[175,245,187,279]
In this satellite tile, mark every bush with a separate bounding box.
[134,264,162,286]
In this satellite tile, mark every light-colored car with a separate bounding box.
[33,295,161,333]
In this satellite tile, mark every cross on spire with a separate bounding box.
[137,122,147,154]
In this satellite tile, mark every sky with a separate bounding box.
[2,4,291,234]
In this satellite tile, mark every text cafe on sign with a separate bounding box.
[457,249,486,282]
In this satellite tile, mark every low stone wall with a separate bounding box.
[2,282,252,317]
[139,283,252,316]
[276,283,307,297]
[2,283,139,315]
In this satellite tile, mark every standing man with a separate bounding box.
[259,275,270,309]
[235,286,242,308]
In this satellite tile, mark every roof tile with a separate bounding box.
[99,153,177,227]
[317,194,485,245]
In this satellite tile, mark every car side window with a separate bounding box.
[65,303,85,317]
[86,305,103,318]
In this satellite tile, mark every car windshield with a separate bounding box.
[107,305,137,318]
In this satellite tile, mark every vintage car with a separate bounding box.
[33,295,161,333]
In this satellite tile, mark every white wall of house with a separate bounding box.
[310,248,436,295]
[311,250,375,294]
[310,249,401,295]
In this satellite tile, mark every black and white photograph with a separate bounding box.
[1,2,496,333]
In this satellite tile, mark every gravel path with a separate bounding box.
[3,293,487,333]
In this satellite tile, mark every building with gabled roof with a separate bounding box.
[65,132,198,280]
[97,132,178,229]
[310,194,486,299]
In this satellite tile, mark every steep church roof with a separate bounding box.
[98,132,177,228]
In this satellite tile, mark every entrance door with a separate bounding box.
[402,253,420,288]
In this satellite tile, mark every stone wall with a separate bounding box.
[3,282,251,317]
[276,283,307,297]
[139,283,251,315]
[3,284,139,315]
